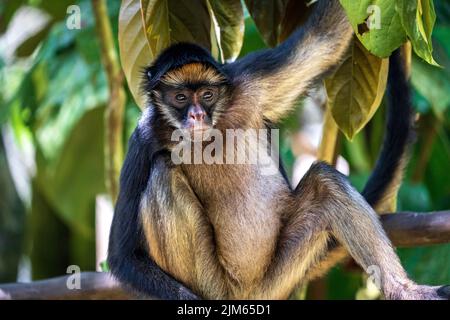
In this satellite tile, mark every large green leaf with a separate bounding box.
[340,0,407,58]
[396,0,438,66]
[244,0,311,47]
[140,0,213,55]
[208,0,244,61]
[326,38,389,140]
[118,0,152,109]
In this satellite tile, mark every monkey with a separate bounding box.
[108,0,450,300]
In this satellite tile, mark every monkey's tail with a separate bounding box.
[361,49,415,212]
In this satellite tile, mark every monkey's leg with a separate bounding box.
[254,162,449,300]
[306,47,417,283]
[302,244,348,281]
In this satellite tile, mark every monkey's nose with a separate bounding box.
[189,110,205,122]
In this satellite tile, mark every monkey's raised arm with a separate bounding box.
[226,0,353,122]
[107,112,199,300]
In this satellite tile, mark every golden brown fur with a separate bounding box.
[161,63,227,87]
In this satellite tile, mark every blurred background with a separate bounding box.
[0,0,449,299]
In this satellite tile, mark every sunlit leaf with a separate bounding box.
[326,37,389,140]
[208,0,244,61]
[340,0,407,58]
[205,0,222,62]
[396,0,438,66]
[118,0,153,109]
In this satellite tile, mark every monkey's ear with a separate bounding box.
[147,68,153,79]
[143,66,165,90]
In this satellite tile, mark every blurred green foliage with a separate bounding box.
[0,0,130,279]
[0,0,448,299]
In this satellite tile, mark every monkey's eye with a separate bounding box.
[175,93,187,102]
[203,91,214,100]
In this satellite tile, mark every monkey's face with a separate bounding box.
[151,63,229,132]
[158,84,218,132]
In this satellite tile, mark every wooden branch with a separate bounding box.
[0,272,130,300]
[381,211,450,247]
[0,211,449,300]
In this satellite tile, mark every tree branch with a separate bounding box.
[92,0,126,202]
[381,211,450,247]
[0,272,130,300]
[0,211,449,300]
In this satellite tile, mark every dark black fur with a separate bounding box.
[437,285,450,299]
[362,49,414,206]
[107,115,198,299]
[110,42,228,300]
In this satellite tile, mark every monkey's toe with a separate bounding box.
[437,285,450,299]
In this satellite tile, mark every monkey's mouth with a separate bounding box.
[181,121,214,142]
[184,119,212,132]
